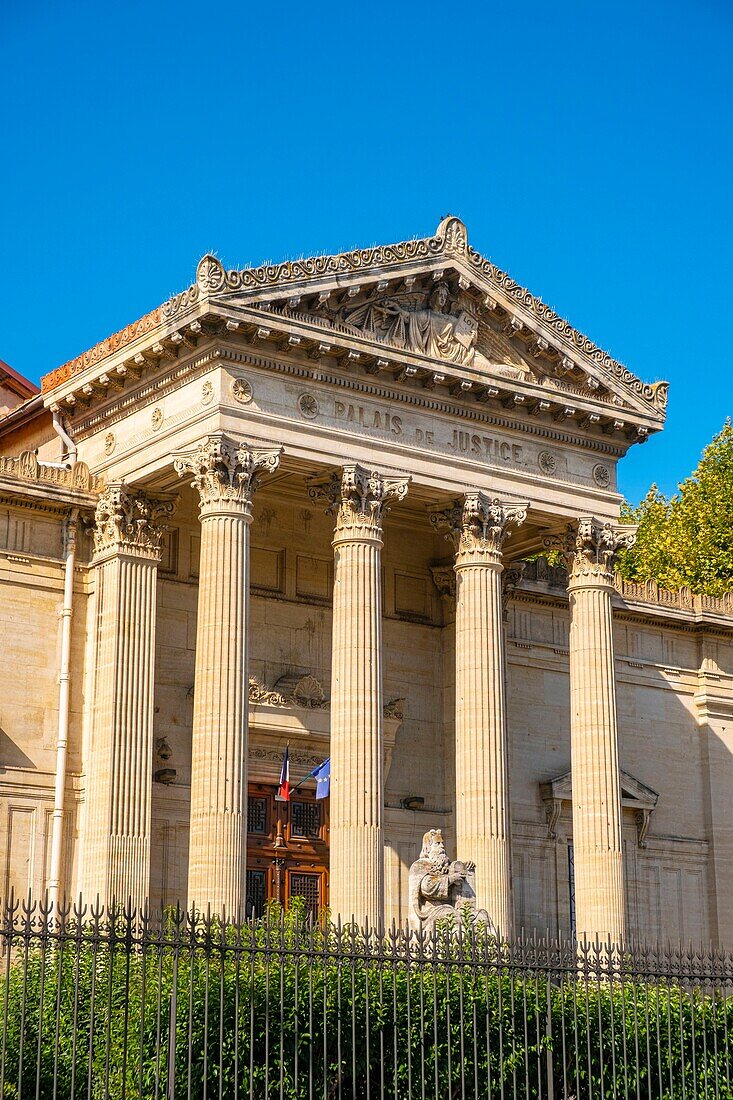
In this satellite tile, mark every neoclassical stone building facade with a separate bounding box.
[1,218,732,945]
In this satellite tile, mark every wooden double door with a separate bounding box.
[246,782,329,920]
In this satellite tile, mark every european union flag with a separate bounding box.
[313,757,330,800]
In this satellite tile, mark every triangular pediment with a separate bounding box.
[183,216,667,421]
[539,768,659,846]
[40,217,667,437]
[540,769,659,811]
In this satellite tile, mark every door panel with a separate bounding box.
[246,783,329,917]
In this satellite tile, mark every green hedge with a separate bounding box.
[1,907,731,1099]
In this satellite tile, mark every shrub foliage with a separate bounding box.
[1,904,732,1098]
[617,420,733,596]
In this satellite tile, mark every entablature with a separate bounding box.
[42,299,659,453]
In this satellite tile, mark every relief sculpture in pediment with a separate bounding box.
[318,281,531,377]
[342,282,477,366]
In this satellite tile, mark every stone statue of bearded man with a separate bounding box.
[408,828,492,933]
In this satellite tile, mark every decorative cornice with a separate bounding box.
[464,247,668,414]
[188,236,438,299]
[92,483,176,561]
[308,463,410,538]
[41,307,165,394]
[68,343,629,458]
[173,433,282,517]
[545,518,636,586]
[0,493,83,519]
[430,493,528,564]
[41,216,666,419]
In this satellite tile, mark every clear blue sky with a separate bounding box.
[3,1,731,503]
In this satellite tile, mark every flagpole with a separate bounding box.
[289,770,316,794]
[290,756,330,795]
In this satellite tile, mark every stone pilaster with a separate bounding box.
[696,662,733,948]
[550,519,635,945]
[310,465,409,927]
[83,484,175,912]
[175,434,281,918]
[431,494,527,938]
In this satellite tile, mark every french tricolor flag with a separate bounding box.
[276,745,290,802]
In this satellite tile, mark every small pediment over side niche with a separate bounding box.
[539,769,659,848]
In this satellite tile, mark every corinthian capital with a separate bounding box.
[93,483,176,561]
[174,434,282,517]
[430,493,528,563]
[545,518,636,584]
[308,463,410,537]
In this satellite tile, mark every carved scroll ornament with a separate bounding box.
[174,434,282,516]
[248,677,289,708]
[430,493,528,563]
[92,483,176,560]
[545,519,636,584]
[308,464,410,537]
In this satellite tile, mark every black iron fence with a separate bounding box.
[1,896,733,1099]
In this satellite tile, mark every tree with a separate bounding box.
[617,420,733,596]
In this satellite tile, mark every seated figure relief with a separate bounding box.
[324,282,528,377]
[408,828,492,933]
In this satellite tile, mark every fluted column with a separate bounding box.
[432,494,527,938]
[175,435,281,918]
[550,519,635,945]
[310,465,409,927]
[83,485,175,911]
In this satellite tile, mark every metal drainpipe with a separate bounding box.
[47,508,79,911]
[51,407,77,464]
